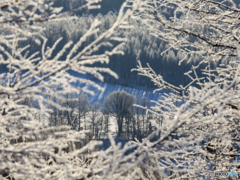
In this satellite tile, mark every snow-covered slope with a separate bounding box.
[74,80,167,105]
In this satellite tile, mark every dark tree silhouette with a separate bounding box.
[104,91,135,137]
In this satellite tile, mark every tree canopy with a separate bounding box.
[104,91,135,136]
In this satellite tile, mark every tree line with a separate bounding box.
[23,90,162,141]
[1,9,222,89]
[35,8,232,89]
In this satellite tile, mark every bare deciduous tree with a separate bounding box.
[89,102,101,138]
[104,91,135,137]
[77,93,90,131]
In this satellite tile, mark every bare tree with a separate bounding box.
[104,91,135,137]
[89,102,101,138]
[77,93,89,131]
[139,97,150,137]
[134,96,151,139]
[63,93,78,128]
[102,110,110,138]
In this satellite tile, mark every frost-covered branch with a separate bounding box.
[0,0,149,179]
[127,0,240,178]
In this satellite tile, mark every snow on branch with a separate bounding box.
[127,0,240,178]
[0,0,151,179]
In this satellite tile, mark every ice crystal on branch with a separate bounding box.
[128,0,240,178]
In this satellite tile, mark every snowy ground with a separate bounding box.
[74,80,167,105]
[68,70,168,105]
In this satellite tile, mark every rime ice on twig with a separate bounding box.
[129,0,240,178]
[0,0,148,179]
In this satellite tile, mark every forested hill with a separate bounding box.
[1,0,230,88]
[55,0,125,15]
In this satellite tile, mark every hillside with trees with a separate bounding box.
[38,10,205,88]
[0,0,207,88]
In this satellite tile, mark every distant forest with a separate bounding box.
[0,0,232,88]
